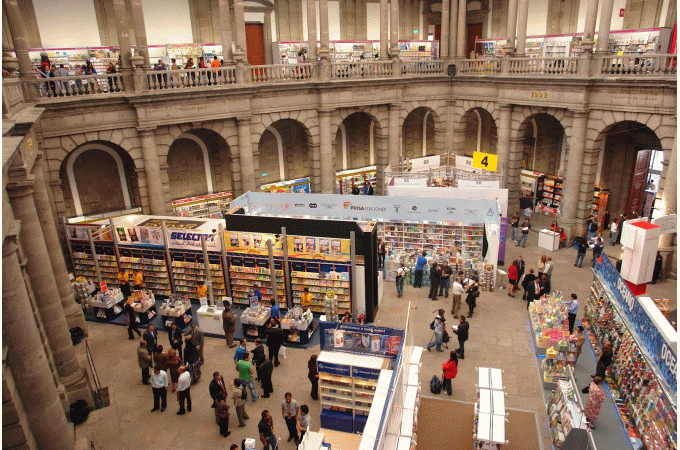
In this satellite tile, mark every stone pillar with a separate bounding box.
[496,104,513,189]
[7,183,92,407]
[112,0,134,89]
[130,0,150,69]
[307,0,318,61]
[581,0,599,53]
[375,134,388,194]
[380,0,389,59]
[596,0,615,53]
[440,0,450,58]
[3,0,38,100]
[219,0,234,63]
[456,0,466,57]
[514,0,529,56]
[233,0,248,60]
[444,100,456,166]
[319,0,330,59]
[390,0,400,57]
[560,111,589,239]
[3,235,74,450]
[658,132,677,278]
[448,0,458,59]
[388,103,401,169]
[502,0,518,55]
[237,117,256,192]
[309,142,321,193]
[319,110,334,194]
[32,157,87,334]
[139,129,167,215]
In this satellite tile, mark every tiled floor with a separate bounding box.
[75,228,676,450]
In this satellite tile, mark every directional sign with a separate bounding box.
[472,151,498,172]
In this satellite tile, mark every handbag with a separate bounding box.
[279,346,287,359]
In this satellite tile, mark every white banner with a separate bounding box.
[386,186,508,217]
[164,229,222,251]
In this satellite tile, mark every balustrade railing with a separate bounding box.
[27,53,676,102]
[147,67,237,90]
[251,63,313,82]
[331,60,393,79]
[457,58,501,74]
[36,72,126,98]
[508,57,579,75]
[599,53,677,76]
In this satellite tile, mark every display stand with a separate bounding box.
[546,378,589,449]
[130,296,157,326]
[528,292,569,357]
[473,367,507,449]
[240,305,271,339]
[196,304,226,335]
[228,256,286,308]
[118,253,171,296]
[171,191,232,218]
[584,261,677,450]
[538,229,560,251]
[281,306,314,345]
[317,350,389,434]
[291,268,351,315]
[158,294,192,329]
[88,289,125,321]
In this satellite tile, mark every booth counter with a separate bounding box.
[538,229,560,251]
[196,305,226,336]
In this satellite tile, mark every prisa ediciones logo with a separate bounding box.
[343,201,352,209]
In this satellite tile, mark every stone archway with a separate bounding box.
[460,107,498,157]
[515,113,565,176]
[258,119,312,187]
[335,112,376,171]
[60,142,140,217]
[402,107,437,161]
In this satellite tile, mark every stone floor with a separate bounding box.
[74,227,676,450]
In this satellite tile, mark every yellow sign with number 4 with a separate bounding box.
[472,151,498,172]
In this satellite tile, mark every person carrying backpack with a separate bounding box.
[427,310,445,352]
[575,238,588,268]
[231,378,249,427]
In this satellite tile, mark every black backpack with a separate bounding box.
[430,318,436,330]
[240,386,247,400]
[442,330,450,343]
[430,374,442,394]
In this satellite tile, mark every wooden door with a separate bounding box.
[434,25,441,43]
[245,23,265,66]
[467,23,483,58]
[625,149,651,218]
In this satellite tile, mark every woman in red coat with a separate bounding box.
[508,262,518,297]
[441,351,459,396]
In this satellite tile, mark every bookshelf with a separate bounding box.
[228,262,286,308]
[380,222,484,258]
[117,255,171,296]
[172,260,226,298]
[290,266,351,315]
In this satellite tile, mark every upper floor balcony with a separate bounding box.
[7,53,677,106]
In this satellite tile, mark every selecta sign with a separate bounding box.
[165,229,221,251]
[596,254,677,393]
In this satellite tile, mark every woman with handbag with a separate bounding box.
[465,283,479,318]
[441,351,458,396]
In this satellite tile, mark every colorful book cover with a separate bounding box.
[139,228,150,244]
[306,237,316,253]
[331,240,341,254]
[253,235,262,248]
[361,333,371,350]
[351,333,362,350]
[371,335,381,352]
[380,335,390,353]
[343,332,354,349]
[241,234,251,248]
[127,227,139,242]
[388,336,402,354]
[294,237,304,252]
[333,330,344,348]
[230,233,239,247]
[116,227,127,242]
[319,238,329,254]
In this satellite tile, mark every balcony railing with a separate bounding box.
[24,53,676,101]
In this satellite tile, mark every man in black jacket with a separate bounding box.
[168,323,183,354]
[593,341,614,379]
[452,315,469,359]
[251,338,266,381]
[522,268,536,300]
[143,324,157,356]
[265,318,284,367]
[209,372,228,408]
[526,277,541,309]
[514,256,525,282]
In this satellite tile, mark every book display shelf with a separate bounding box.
[171,250,226,298]
[228,255,286,308]
[118,246,171,296]
[290,263,351,315]
[380,222,484,257]
[546,379,588,449]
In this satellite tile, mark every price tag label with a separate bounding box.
[472,151,498,172]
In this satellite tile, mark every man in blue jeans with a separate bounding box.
[236,353,258,402]
[413,251,427,288]
[438,260,453,298]
[426,310,445,352]
[516,219,531,248]
[574,239,588,268]
[592,237,604,267]
[396,263,406,298]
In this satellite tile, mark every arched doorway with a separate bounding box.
[462,107,498,157]
[518,113,565,176]
[60,142,140,217]
[335,112,376,171]
[167,129,232,201]
[402,107,436,161]
[596,121,663,219]
[258,119,311,187]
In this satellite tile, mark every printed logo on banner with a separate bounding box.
[343,202,352,209]
[166,230,221,251]
[309,203,318,208]
[295,204,305,207]
[393,205,401,213]
[487,208,494,216]
[322,203,334,210]
[412,206,417,211]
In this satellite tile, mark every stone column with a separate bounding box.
[560,111,589,239]
[380,0,389,59]
[130,0,150,69]
[448,0,458,59]
[319,0,330,58]
[32,157,87,334]
[502,0,518,55]
[3,235,74,450]
[309,141,321,192]
[139,129,167,215]
[440,0,450,59]
[581,0,599,53]
[375,134,388,194]
[237,117,256,192]
[3,0,38,99]
[233,0,248,61]
[112,0,134,88]
[596,0,615,53]
[456,0,466,57]
[658,132,677,278]
[7,182,92,407]
[219,0,234,63]
[307,0,318,61]
[496,104,513,189]
[319,110,334,194]
[388,103,401,169]
[514,0,529,56]
[390,0,400,57]
[444,100,456,165]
